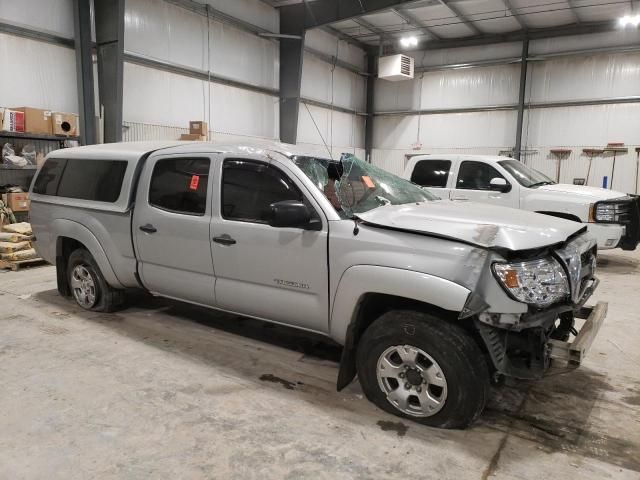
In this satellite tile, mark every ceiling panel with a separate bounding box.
[509,0,577,28]
[454,0,522,33]
[407,3,476,38]
[571,1,632,22]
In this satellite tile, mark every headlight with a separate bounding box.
[591,200,630,224]
[493,258,569,307]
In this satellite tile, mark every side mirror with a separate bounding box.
[489,177,511,193]
[269,200,312,229]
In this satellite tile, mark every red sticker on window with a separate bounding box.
[189,175,200,190]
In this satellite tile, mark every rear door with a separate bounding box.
[210,156,329,333]
[451,160,518,208]
[133,153,216,306]
[408,158,455,199]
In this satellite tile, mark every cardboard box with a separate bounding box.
[52,112,79,136]
[189,121,208,136]
[3,193,30,212]
[12,107,52,135]
[180,133,207,141]
[1,108,25,132]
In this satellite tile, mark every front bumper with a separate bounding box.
[548,301,608,366]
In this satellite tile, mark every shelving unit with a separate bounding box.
[1,131,79,190]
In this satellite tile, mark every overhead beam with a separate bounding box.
[73,0,97,145]
[436,0,482,35]
[566,0,582,24]
[279,4,306,144]
[288,0,424,29]
[94,0,125,143]
[514,39,529,161]
[387,20,618,53]
[390,7,441,40]
[501,0,526,30]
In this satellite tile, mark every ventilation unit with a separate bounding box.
[378,54,414,81]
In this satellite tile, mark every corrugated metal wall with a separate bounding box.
[372,31,640,194]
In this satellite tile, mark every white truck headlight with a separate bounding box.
[493,258,569,307]
[590,200,631,224]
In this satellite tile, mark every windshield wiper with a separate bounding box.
[529,181,554,188]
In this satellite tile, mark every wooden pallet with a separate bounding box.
[0,257,47,272]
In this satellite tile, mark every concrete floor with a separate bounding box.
[1,250,640,480]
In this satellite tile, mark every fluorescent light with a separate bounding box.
[619,14,640,27]
[400,36,418,48]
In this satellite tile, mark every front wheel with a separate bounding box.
[67,249,125,312]
[356,310,489,429]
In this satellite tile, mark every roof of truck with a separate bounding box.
[409,154,511,163]
[47,140,335,161]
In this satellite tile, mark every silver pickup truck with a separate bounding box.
[30,141,607,429]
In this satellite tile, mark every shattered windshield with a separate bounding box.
[293,153,436,218]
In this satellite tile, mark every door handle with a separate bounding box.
[213,234,236,246]
[451,196,469,201]
[139,224,157,233]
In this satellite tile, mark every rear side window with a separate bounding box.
[33,158,67,195]
[410,160,451,188]
[33,158,127,202]
[222,159,303,223]
[149,158,210,215]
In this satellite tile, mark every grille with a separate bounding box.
[400,55,412,76]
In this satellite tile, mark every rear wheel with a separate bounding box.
[67,249,125,312]
[356,310,489,429]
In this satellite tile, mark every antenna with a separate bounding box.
[302,102,334,160]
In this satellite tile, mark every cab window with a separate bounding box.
[456,161,506,191]
[410,160,451,188]
[149,158,210,215]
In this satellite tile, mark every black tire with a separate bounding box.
[67,249,125,312]
[356,310,490,429]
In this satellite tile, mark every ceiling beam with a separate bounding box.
[566,0,582,24]
[285,0,424,29]
[390,7,441,40]
[387,20,619,53]
[501,0,526,29]
[436,0,482,35]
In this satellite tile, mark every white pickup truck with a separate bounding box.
[404,154,640,251]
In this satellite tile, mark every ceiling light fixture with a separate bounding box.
[400,36,418,48]
[619,14,640,27]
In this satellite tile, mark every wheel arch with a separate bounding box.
[53,219,123,293]
[331,265,470,391]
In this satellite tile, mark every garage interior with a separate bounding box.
[1,0,640,478]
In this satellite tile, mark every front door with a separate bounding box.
[211,157,329,333]
[133,154,216,306]
[451,160,518,208]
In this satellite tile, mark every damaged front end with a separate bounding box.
[460,232,607,380]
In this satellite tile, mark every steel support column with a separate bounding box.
[364,54,376,163]
[514,38,529,161]
[279,4,305,144]
[73,0,96,145]
[94,0,125,143]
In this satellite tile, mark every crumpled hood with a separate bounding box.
[537,183,626,201]
[357,201,585,251]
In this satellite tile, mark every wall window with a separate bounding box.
[410,160,451,188]
[149,158,210,215]
[456,161,506,190]
[33,158,127,202]
[222,159,303,223]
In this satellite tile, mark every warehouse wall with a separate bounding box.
[0,0,78,113]
[297,29,367,159]
[123,0,279,142]
[372,30,640,194]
